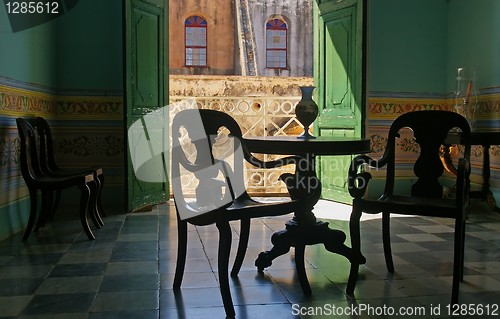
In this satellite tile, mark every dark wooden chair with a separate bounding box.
[35,116,105,225]
[16,118,99,240]
[346,110,471,304]
[171,109,317,317]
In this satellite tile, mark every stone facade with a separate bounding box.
[168,0,313,77]
[169,0,236,75]
[247,0,313,77]
[169,75,313,97]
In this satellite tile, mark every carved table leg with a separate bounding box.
[255,218,357,295]
[255,153,357,295]
[255,228,293,272]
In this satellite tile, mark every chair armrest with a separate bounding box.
[245,153,303,169]
[239,138,304,169]
[348,154,386,198]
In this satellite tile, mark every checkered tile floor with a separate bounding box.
[0,199,499,318]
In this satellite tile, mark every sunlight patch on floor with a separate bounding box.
[255,197,410,221]
[313,199,410,221]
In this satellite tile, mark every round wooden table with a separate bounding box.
[243,135,371,295]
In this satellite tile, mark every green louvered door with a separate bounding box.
[125,0,169,212]
[314,0,366,203]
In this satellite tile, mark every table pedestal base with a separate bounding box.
[255,219,365,295]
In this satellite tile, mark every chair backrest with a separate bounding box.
[171,109,247,220]
[382,110,471,198]
[16,118,43,185]
[35,117,57,174]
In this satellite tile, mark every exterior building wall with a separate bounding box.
[169,0,236,75]
[169,75,312,97]
[168,0,314,77]
[247,0,313,77]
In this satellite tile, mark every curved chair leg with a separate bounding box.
[294,243,311,296]
[88,180,104,228]
[35,190,52,231]
[459,204,467,282]
[216,220,235,318]
[23,188,38,240]
[52,190,61,215]
[347,205,362,295]
[173,216,188,290]
[48,190,61,219]
[382,212,394,272]
[78,182,94,240]
[451,216,466,304]
[460,218,466,282]
[41,190,59,221]
[231,218,250,277]
[95,170,106,217]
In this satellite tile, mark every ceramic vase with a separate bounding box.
[295,86,318,139]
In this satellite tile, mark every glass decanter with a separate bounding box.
[454,67,478,129]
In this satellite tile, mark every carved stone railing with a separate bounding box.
[169,96,303,195]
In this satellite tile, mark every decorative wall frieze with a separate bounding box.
[1,88,123,118]
[0,77,125,208]
[367,91,500,188]
[0,85,57,115]
[0,134,19,167]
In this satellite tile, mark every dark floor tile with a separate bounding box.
[5,253,62,266]
[0,278,43,296]
[0,200,499,318]
[21,293,96,315]
[113,240,158,251]
[105,261,158,275]
[109,249,158,262]
[49,263,107,277]
[89,309,159,319]
[92,290,159,312]
[0,265,54,279]
[0,244,26,256]
[100,274,159,292]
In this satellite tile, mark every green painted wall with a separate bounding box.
[368,0,448,93]
[447,0,500,90]
[0,5,57,86]
[54,0,123,90]
[0,0,124,241]
[366,0,500,203]
[369,0,500,93]
[0,0,122,90]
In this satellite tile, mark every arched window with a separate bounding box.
[266,18,288,69]
[185,16,207,67]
